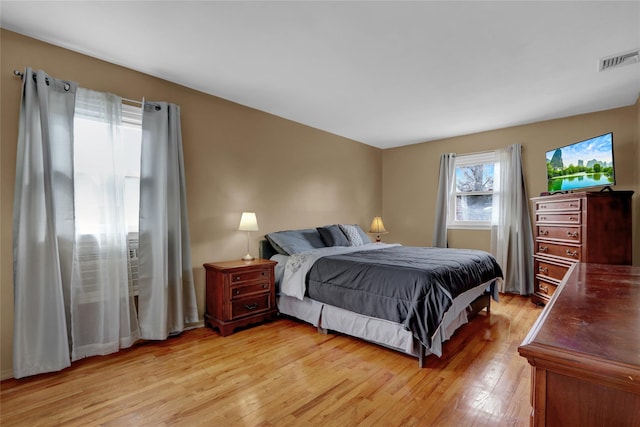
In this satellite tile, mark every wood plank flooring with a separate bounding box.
[1,294,541,426]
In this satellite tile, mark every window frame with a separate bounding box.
[447,151,496,230]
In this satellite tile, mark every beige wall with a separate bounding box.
[383,104,639,261]
[0,30,382,379]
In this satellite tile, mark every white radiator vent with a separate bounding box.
[599,49,640,71]
[127,233,139,297]
[75,234,140,303]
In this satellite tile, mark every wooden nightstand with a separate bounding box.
[203,258,278,336]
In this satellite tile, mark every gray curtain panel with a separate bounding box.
[432,153,456,248]
[138,102,199,340]
[491,144,534,295]
[12,68,77,378]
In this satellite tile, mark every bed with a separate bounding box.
[261,224,503,367]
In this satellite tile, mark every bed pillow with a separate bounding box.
[265,228,326,255]
[354,224,372,244]
[339,224,369,246]
[317,225,350,247]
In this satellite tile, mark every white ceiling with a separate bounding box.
[2,1,639,149]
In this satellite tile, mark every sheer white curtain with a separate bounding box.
[70,88,140,360]
[13,68,77,378]
[491,144,534,294]
[138,102,198,339]
[432,153,456,247]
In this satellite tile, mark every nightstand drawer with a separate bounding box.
[231,294,271,319]
[230,268,271,284]
[231,281,270,298]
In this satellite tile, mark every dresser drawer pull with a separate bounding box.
[234,276,241,281]
[539,229,549,236]
[566,231,578,238]
[539,245,548,253]
[540,205,547,209]
[234,289,240,295]
[569,203,579,208]
[539,216,547,221]
[538,266,548,274]
[539,284,549,294]
[566,249,578,258]
[244,303,258,310]
[262,284,268,289]
[569,217,578,222]
[262,271,266,276]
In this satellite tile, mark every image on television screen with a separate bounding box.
[546,133,615,192]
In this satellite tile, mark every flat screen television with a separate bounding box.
[546,132,615,193]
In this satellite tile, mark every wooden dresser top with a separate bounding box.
[520,263,640,377]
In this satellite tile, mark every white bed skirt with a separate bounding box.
[276,280,494,358]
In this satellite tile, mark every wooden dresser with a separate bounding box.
[530,191,633,305]
[518,263,640,426]
[204,258,277,336]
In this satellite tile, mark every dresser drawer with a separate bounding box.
[535,275,559,298]
[536,212,581,224]
[229,268,271,284]
[535,258,571,281]
[536,241,581,261]
[231,294,271,319]
[536,225,581,243]
[535,198,581,212]
[230,281,270,298]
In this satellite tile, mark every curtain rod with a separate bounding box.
[13,69,143,106]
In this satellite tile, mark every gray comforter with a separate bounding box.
[307,246,503,348]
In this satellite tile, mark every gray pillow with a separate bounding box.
[265,228,326,255]
[317,225,350,247]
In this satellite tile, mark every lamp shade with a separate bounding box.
[238,212,259,231]
[368,216,388,234]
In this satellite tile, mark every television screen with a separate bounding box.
[546,132,615,192]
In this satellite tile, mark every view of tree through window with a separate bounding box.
[448,152,496,227]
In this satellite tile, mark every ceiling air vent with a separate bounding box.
[599,49,640,71]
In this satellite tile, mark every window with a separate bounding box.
[448,151,496,229]
[74,102,142,235]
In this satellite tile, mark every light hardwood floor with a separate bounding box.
[1,294,541,426]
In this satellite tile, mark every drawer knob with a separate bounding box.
[566,249,578,258]
[261,271,266,276]
[235,289,240,295]
[262,284,268,289]
[234,276,241,281]
[539,266,548,274]
[539,285,549,294]
[567,231,578,238]
[244,303,258,310]
[539,229,549,236]
[539,245,548,253]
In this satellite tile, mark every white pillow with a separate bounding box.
[339,224,364,246]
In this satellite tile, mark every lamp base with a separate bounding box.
[242,253,255,261]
